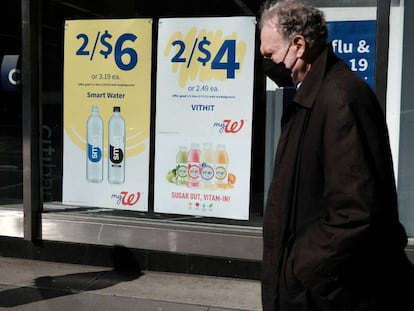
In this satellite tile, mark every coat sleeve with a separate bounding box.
[292,78,402,288]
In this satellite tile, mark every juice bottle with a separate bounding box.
[175,146,188,185]
[200,142,215,190]
[108,106,125,184]
[215,144,229,189]
[86,106,103,183]
[187,143,201,188]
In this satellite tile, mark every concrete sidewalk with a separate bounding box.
[0,256,262,310]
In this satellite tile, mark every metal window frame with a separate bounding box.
[375,0,391,113]
[21,0,42,242]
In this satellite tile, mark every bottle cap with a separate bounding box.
[217,144,226,150]
[113,106,120,112]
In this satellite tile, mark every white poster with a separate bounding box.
[154,17,256,220]
[62,19,152,211]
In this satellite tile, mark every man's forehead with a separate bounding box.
[260,21,283,41]
[262,17,279,32]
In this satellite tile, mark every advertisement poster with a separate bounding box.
[328,20,376,89]
[154,17,256,220]
[62,19,152,211]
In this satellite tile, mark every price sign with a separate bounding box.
[170,37,240,79]
[159,18,250,88]
[63,19,152,212]
[154,17,256,220]
[75,31,138,71]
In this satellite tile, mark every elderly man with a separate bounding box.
[259,1,414,310]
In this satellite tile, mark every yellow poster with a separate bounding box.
[62,19,152,211]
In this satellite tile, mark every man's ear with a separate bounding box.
[292,35,306,58]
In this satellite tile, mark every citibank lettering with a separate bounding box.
[111,191,141,206]
[213,119,245,134]
[1,55,21,92]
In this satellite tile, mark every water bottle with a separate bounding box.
[200,142,215,189]
[108,106,125,184]
[86,106,103,183]
[187,143,201,188]
[215,144,229,188]
[175,146,188,185]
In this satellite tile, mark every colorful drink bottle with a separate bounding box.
[176,146,188,185]
[215,144,229,188]
[108,106,125,184]
[200,142,215,189]
[86,106,103,183]
[187,143,201,188]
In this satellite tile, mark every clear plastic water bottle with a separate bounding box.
[86,106,103,183]
[108,106,125,184]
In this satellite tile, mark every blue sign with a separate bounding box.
[327,20,376,89]
[1,55,21,92]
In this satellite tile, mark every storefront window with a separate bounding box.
[0,2,23,238]
[0,3,22,205]
[8,0,411,258]
[40,0,266,228]
[41,1,381,227]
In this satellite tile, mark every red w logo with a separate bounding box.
[223,119,244,133]
[120,191,141,206]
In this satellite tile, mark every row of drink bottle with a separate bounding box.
[86,106,125,184]
[176,142,229,189]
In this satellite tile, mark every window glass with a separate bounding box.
[40,0,265,227]
[40,0,382,231]
[0,2,22,238]
[0,2,22,207]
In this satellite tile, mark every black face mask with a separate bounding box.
[263,58,293,88]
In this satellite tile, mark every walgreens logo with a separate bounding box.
[213,119,245,134]
[111,191,141,206]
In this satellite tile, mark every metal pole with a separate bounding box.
[375,0,391,114]
[21,0,42,241]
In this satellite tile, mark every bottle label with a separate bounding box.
[188,163,201,181]
[175,163,187,185]
[215,165,228,184]
[109,136,124,165]
[176,164,187,178]
[201,163,215,182]
[88,138,102,163]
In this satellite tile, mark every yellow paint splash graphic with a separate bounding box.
[164,28,247,88]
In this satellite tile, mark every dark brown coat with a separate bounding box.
[262,46,414,311]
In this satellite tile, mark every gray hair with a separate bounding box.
[259,0,328,49]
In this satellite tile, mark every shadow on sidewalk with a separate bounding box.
[0,245,143,308]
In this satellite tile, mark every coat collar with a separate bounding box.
[293,44,339,109]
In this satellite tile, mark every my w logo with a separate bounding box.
[223,119,244,133]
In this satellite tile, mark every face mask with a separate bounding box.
[262,46,294,88]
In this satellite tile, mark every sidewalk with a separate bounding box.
[0,256,262,310]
